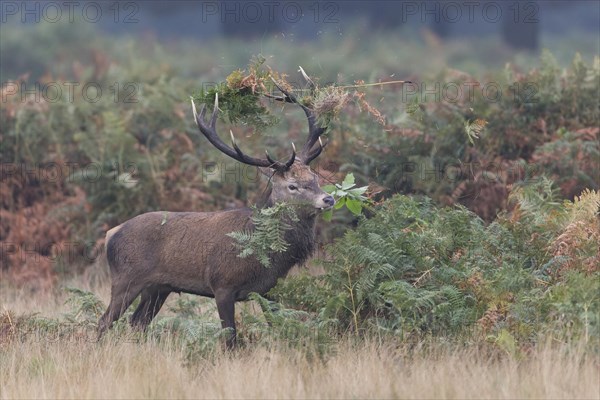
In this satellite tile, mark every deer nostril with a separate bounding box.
[323,195,335,206]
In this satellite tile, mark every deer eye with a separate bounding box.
[288,184,298,191]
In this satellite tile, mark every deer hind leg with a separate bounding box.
[130,288,170,331]
[97,281,144,338]
[215,289,237,350]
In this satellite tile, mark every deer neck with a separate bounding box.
[289,208,318,256]
[269,206,318,272]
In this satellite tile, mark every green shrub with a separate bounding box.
[271,181,600,350]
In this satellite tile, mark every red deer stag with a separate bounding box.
[97,80,334,348]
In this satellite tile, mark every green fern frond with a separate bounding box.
[227,203,298,267]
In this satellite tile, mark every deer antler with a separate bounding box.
[269,70,328,165]
[191,94,295,171]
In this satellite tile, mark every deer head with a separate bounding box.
[191,78,335,212]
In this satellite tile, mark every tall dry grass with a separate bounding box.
[1,336,598,399]
[1,280,598,399]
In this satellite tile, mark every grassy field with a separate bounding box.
[1,277,598,400]
[1,17,598,400]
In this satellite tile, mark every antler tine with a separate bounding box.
[210,92,219,128]
[230,130,246,159]
[263,92,292,103]
[265,150,278,166]
[300,114,327,164]
[191,96,205,123]
[285,143,297,168]
[265,142,296,169]
[270,75,328,165]
[304,137,329,165]
[298,66,316,90]
[270,77,300,104]
[191,95,294,171]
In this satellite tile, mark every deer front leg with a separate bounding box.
[215,289,237,349]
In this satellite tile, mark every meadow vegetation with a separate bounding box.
[1,20,599,399]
